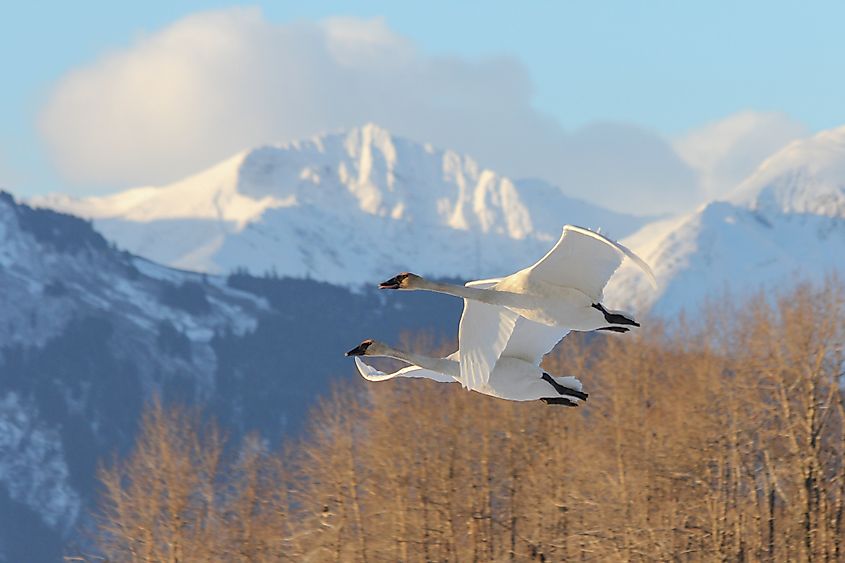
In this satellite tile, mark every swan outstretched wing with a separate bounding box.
[458,297,519,391]
[527,225,657,301]
[460,278,556,389]
[354,357,456,383]
[502,317,570,364]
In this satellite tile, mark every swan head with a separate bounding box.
[345,339,376,356]
[379,272,422,290]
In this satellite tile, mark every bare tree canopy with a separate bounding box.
[82,279,845,562]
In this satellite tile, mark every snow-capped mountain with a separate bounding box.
[10,117,845,559]
[606,126,845,315]
[0,192,461,562]
[729,126,845,218]
[0,191,268,560]
[35,124,648,285]
[28,121,845,319]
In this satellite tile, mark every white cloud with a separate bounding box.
[40,7,700,215]
[673,111,808,202]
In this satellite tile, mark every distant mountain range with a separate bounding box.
[34,123,845,315]
[6,123,845,560]
[605,125,845,315]
[34,124,649,286]
[0,192,461,562]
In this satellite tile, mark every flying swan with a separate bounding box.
[378,225,656,390]
[346,305,587,406]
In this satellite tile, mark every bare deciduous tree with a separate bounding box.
[80,280,845,562]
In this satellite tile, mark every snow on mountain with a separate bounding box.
[729,125,845,218]
[29,121,845,318]
[0,192,273,560]
[0,392,79,531]
[34,124,648,285]
[0,195,263,353]
[607,126,845,315]
[0,191,464,561]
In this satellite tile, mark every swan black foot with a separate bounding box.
[592,303,640,327]
[597,326,630,333]
[541,397,578,407]
[541,372,588,401]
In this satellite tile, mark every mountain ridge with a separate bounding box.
[0,191,463,561]
[607,126,845,315]
[33,124,651,285]
[31,122,845,317]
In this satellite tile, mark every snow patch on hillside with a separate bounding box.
[0,393,80,532]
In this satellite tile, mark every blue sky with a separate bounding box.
[2,1,843,211]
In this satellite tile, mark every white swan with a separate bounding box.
[347,288,585,403]
[379,225,656,389]
[345,336,586,406]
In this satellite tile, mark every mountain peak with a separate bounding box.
[349,121,398,145]
[32,127,647,283]
[605,124,845,316]
[729,125,845,218]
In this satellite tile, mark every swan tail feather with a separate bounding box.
[556,375,588,401]
[557,375,583,392]
[542,373,588,402]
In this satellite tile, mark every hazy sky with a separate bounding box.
[2,1,842,214]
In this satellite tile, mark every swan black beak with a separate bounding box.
[345,342,370,356]
[379,276,402,289]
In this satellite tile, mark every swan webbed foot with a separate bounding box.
[541,397,578,407]
[541,372,588,401]
[591,303,640,327]
[597,326,630,333]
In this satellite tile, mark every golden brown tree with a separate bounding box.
[82,280,845,562]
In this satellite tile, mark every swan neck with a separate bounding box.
[377,344,425,366]
[418,280,502,305]
[377,344,458,379]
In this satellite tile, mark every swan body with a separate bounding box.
[379,225,657,388]
[347,289,587,403]
[347,340,586,404]
[459,279,599,329]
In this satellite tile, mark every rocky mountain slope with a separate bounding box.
[35,124,649,285]
[0,192,460,561]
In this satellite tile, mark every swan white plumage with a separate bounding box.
[379,225,656,390]
[347,286,585,402]
[345,334,586,405]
